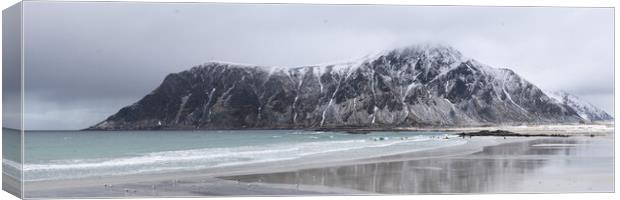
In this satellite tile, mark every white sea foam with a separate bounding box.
[3,158,22,169]
[2,158,23,180]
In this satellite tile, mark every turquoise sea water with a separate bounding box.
[2,128,21,163]
[3,130,464,181]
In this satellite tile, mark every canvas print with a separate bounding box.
[2,1,614,199]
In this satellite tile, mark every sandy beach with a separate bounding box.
[19,125,614,198]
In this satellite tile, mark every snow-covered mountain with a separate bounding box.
[544,90,613,122]
[88,44,612,130]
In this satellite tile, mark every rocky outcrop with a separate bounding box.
[457,130,569,137]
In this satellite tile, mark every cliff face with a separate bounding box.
[89,44,610,130]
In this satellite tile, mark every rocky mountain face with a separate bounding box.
[89,44,611,130]
[544,91,613,122]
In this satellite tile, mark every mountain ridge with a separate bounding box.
[88,44,612,130]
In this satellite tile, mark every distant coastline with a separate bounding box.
[82,122,613,133]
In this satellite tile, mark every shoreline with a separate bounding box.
[23,136,527,192]
[17,124,614,197]
[22,135,614,197]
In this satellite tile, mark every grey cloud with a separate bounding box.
[21,2,613,130]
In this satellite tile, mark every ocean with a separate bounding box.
[3,130,465,182]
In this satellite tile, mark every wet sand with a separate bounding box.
[2,173,21,198]
[224,136,614,194]
[22,134,613,198]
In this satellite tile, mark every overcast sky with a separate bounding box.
[22,1,613,130]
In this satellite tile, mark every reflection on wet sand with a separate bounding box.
[222,138,613,194]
